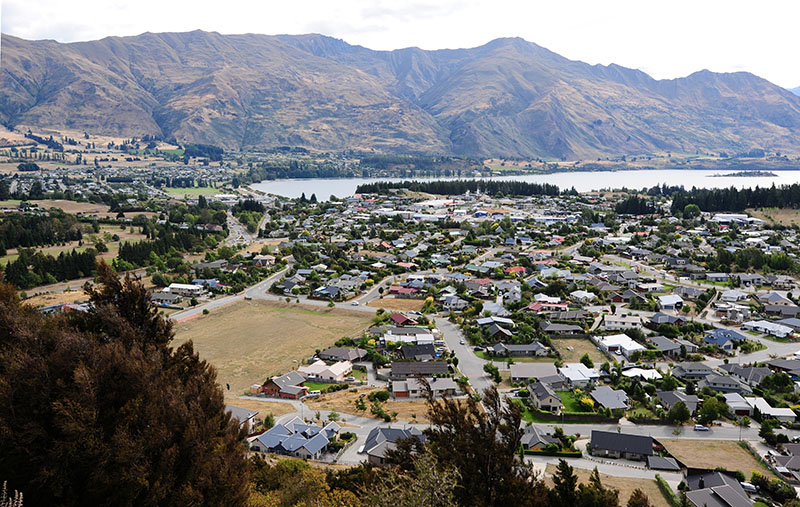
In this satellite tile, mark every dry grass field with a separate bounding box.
[747,207,800,226]
[304,386,438,424]
[223,398,296,420]
[544,464,668,507]
[171,300,372,395]
[660,439,768,477]
[553,338,607,364]
[367,297,425,312]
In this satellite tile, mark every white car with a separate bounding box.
[459,339,465,345]
[351,301,360,306]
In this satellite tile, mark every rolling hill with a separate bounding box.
[3,30,800,159]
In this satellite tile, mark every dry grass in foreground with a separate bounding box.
[544,464,669,507]
[172,300,372,394]
[660,438,769,477]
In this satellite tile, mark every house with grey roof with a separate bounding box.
[509,363,559,384]
[529,381,563,414]
[657,390,699,415]
[589,430,653,461]
[249,416,340,460]
[672,362,713,380]
[226,405,259,433]
[521,425,559,450]
[590,386,629,411]
[361,427,425,466]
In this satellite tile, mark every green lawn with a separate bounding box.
[163,186,220,197]
[352,369,367,381]
[559,391,587,412]
[0,200,22,207]
[304,382,330,392]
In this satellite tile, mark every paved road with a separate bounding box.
[435,316,492,397]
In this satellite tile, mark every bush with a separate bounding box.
[368,390,390,402]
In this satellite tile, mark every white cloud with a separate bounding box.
[2,0,798,87]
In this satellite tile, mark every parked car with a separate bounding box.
[459,339,465,345]
[350,301,360,306]
[694,424,710,431]
[344,376,356,382]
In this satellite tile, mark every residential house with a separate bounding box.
[391,377,458,399]
[361,427,425,465]
[509,363,559,384]
[529,381,563,413]
[489,342,548,357]
[297,360,353,383]
[590,430,653,461]
[684,470,752,507]
[540,321,584,335]
[594,333,646,358]
[742,320,793,338]
[400,344,437,361]
[590,386,629,411]
[658,294,684,310]
[602,314,642,331]
[703,328,747,351]
[657,391,700,415]
[558,363,601,387]
[724,393,753,416]
[521,425,560,450]
[718,364,772,387]
[720,290,748,303]
[698,374,750,394]
[389,361,449,380]
[319,347,368,363]
[262,371,308,399]
[746,397,796,423]
[249,417,340,460]
[226,405,259,433]
[672,362,713,380]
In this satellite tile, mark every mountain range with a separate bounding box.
[3,30,800,159]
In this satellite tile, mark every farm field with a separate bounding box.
[367,297,425,312]
[660,439,769,478]
[171,300,372,395]
[544,464,669,507]
[552,338,607,364]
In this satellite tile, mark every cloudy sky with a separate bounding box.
[3,0,799,88]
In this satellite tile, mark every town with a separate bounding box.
[7,153,800,505]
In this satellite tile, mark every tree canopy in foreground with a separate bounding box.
[0,262,250,506]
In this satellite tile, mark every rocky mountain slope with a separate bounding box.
[3,31,800,159]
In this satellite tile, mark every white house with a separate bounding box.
[721,290,748,303]
[298,360,353,382]
[602,314,642,331]
[559,363,600,386]
[746,397,796,423]
[595,333,646,358]
[167,283,204,297]
[742,320,793,338]
[658,294,684,311]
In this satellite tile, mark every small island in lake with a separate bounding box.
[708,170,777,177]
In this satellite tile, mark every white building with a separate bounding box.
[167,283,204,297]
[602,314,642,331]
[594,333,646,358]
[742,320,793,338]
[558,363,600,387]
[746,397,796,423]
